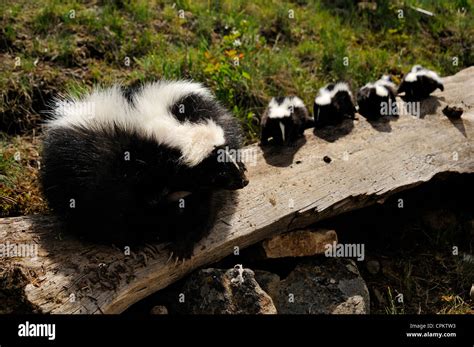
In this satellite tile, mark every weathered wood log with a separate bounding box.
[1,67,473,314]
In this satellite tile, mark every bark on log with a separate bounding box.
[1,67,473,314]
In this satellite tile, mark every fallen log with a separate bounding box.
[1,67,473,314]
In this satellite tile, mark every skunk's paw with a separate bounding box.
[166,242,194,263]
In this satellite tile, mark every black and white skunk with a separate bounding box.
[313,82,356,127]
[357,75,398,119]
[398,65,444,100]
[260,96,313,146]
[41,81,248,259]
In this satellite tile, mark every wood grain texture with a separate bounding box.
[1,67,473,314]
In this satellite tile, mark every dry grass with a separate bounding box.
[0,134,47,217]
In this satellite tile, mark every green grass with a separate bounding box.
[385,286,405,314]
[379,254,473,315]
[0,134,46,217]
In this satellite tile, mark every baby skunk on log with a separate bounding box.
[260,96,313,146]
[357,75,398,119]
[313,82,356,127]
[41,81,249,259]
[398,65,444,100]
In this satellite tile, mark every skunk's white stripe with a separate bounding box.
[315,82,352,106]
[375,85,388,97]
[376,76,396,90]
[268,96,305,119]
[416,70,443,84]
[361,76,395,97]
[288,96,305,109]
[279,122,286,142]
[315,89,332,105]
[404,66,442,84]
[130,80,212,126]
[404,72,417,82]
[47,86,135,131]
[332,82,353,97]
[133,81,224,166]
[47,81,226,167]
[268,98,291,118]
[143,117,225,166]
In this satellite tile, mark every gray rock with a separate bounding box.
[171,265,277,314]
[269,258,370,314]
[470,284,474,301]
[253,270,280,295]
[332,295,366,314]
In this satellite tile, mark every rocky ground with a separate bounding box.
[125,174,473,315]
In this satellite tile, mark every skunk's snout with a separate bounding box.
[224,165,249,190]
[236,172,249,189]
[215,161,249,190]
[203,147,250,191]
[228,177,248,190]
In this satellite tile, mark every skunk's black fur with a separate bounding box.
[313,83,356,127]
[398,65,444,100]
[357,76,398,119]
[260,96,313,146]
